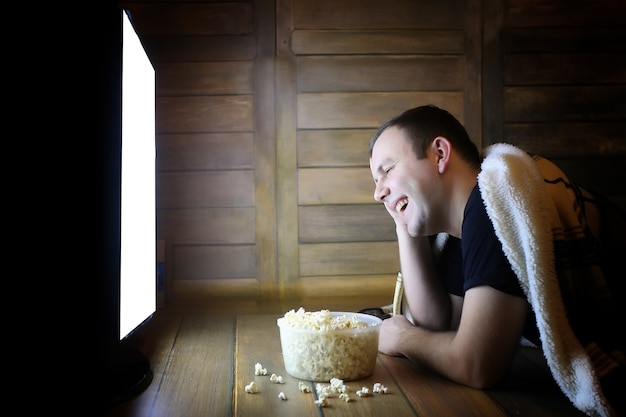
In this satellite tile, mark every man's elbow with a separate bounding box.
[464,370,502,390]
[455,356,508,389]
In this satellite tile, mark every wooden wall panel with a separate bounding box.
[299,242,399,276]
[157,96,254,133]
[157,133,254,171]
[124,1,257,63]
[295,275,397,299]
[158,208,255,244]
[502,123,626,160]
[483,0,626,209]
[157,171,255,208]
[504,53,625,85]
[297,129,373,167]
[297,92,464,129]
[298,56,464,92]
[292,30,464,55]
[122,2,253,35]
[172,279,260,303]
[505,0,625,27]
[298,168,373,205]
[504,86,626,122]
[501,28,626,53]
[298,205,395,243]
[157,62,253,96]
[174,245,256,279]
[293,0,463,29]
[141,36,257,62]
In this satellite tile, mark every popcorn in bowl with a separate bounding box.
[277,308,382,381]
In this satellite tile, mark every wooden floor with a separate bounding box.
[102,303,587,417]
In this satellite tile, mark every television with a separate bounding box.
[101,8,156,407]
[120,9,156,342]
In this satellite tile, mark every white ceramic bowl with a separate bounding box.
[277,311,382,381]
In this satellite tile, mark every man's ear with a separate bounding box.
[433,136,451,173]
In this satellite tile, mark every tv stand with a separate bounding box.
[104,343,153,406]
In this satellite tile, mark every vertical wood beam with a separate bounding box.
[464,0,483,147]
[276,0,300,308]
[482,0,505,146]
[254,0,279,307]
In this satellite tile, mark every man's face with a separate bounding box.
[369,127,442,237]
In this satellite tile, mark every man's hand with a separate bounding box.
[378,314,416,357]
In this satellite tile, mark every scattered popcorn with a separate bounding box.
[373,382,388,394]
[315,378,353,400]
[245,363,387,405]
[314,398,328,407]
[254,362,268,376]
[269,373,285,384]
[244,381,258,394]
[298,382,312,393]
[316,383,332,399]
[330,378,345,391]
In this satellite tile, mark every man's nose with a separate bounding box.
[374,182,388,202]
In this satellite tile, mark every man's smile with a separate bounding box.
[396,198,408,213]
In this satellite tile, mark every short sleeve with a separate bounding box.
[461,185,525,297]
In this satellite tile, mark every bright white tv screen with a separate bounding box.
[120,10,156,340]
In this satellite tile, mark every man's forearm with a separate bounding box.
[396,228,451,330]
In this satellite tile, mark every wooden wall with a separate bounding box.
[484,0,626,200]
[121,0,625,311]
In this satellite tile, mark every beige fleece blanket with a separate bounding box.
[478,143,620,417]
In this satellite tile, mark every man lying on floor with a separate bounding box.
[366,105,625,417]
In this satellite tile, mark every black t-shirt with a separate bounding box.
[440,185,540,345]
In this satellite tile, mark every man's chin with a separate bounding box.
[407,225,421,238]
[407,223,431,238]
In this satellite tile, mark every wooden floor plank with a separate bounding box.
[486,347,587,416]
[103,311,184,417]
[149,314,236,417]
[234,314,321,417]
[379,354,507,417]
[318,357,418,417]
